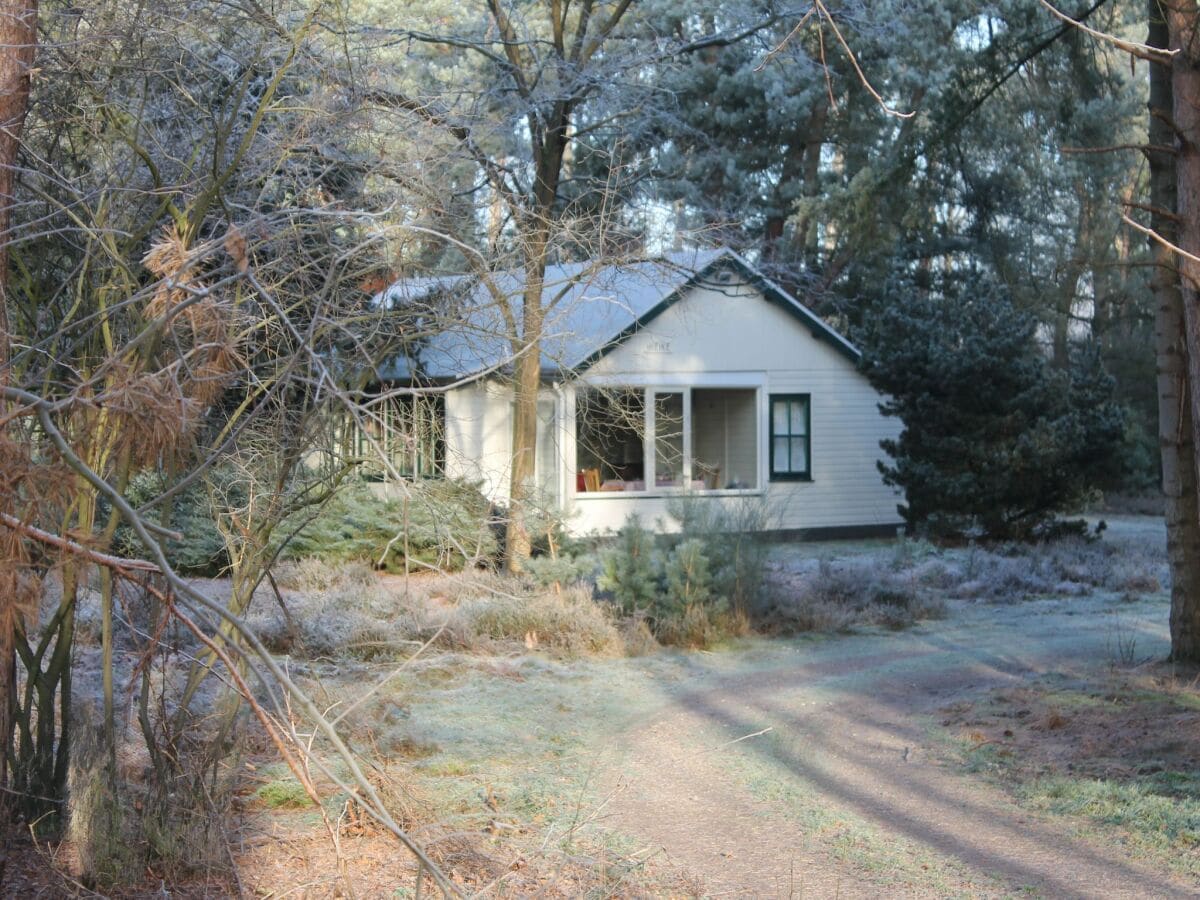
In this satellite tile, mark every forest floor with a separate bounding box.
[14,517,1199,898]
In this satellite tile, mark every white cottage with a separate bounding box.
[368,248,903,538]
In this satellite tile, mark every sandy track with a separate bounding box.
[603,602,1198,898]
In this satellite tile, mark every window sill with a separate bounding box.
[356,472,445,482]
[769,474,813,483]
[573,488,765,500]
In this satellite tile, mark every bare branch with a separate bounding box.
[1122,213,1200,267]
[1036,0,1177,62]
[813,0,914,119]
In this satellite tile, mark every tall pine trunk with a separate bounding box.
[1154,0,1200,663]
[0,3,37,871]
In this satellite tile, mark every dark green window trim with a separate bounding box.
[769,394,811,482]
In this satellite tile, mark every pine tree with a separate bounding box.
[859,275,1126,539]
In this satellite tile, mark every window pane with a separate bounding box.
[654,392,684,486]
[772,400,789,435]
[575,388,646,490]
[772,437,790,472]
[790,400,807,435]
[790,437,808,473]
[693,388,758,490]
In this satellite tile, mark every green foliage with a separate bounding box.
[597,515,660,614]
[667,495,773,615]
[112,468,499,578]
[1116,416,1161,494]
[1019,776,1200,874]
[282,478,497,571]
[111,470,234,575]
[522,552,598,590]
[598,502,773,645]
[859,276,1126,540]
[254,778,314,809]
[639,2,1154,493]
[663,539,714,612]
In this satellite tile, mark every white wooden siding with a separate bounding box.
[443,381,565,507]
[444,381,512,500]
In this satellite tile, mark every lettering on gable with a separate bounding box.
[645,338,672,354]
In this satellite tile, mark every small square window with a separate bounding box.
[769,394,810,481]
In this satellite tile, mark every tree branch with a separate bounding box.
[1036,0,1177,62]
[0,512,159,572]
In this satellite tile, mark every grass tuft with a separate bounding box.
[254,778,314,809]
[1021,776,1200,865]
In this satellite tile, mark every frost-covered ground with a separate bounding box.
[44,516,1194,897]
[226,515,1197,898]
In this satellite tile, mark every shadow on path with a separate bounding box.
[604,604,1194,899]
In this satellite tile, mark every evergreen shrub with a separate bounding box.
[282,478,497,570]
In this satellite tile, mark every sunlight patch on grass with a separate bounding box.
[743,774,984,897]
[725,738,988,896]
[1019,776,1200,875]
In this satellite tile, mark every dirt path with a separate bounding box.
[602,599,1197,898]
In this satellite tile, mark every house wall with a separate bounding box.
[443,380,513,499]
[564,279,903,535]
[438,277,902,536]
[443,380,564,507]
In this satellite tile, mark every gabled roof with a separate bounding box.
[374,247,859,383]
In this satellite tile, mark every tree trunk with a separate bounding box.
[1051,189,1093,369]
[505,233,548,572]
[793,101,828,271]
[0,0,35,369]
[504,103,569,572]
[0,3,37,871]
[1155,0,1200,663]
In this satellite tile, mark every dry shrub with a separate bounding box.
[656,604,750,649]
[0,430,70,642]
[1038,709,1069,731]
[273,556,375,594]
[1100,492,1163,516]
[618,615,660,656]
[446,586,624,657]
[1110,561,1161,594]
[356,761,503,882]
[957,556,1055,601]
[761,561,947,635]
[255,561,630,660]
[655,603,718,649]
[84,364,204,466]
[955,533,1167,602]
[251,571,427,660]
[913,558,960,590]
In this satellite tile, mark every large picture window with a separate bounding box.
[770,394,810,481]
[575,386,760,493]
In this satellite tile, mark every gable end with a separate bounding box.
[571,252,861,374]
